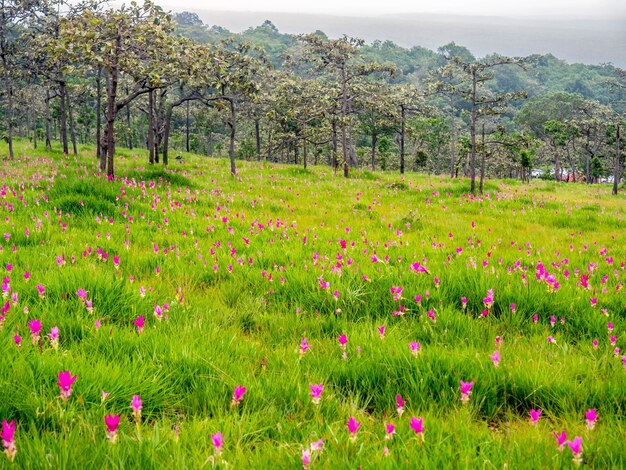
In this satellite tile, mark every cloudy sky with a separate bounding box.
[160,0,623,17]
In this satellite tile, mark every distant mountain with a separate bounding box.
[170,8,626,67]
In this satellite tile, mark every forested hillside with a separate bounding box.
[0,2,624,193]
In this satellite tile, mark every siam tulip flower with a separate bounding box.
[301,448,311,469]
[332,290,339,301]
[95,319,101,331]
[86,300,93,314]
[510,303,516,313]
[385,423,395,440]
[13,334,21,348]
[104,414,120,443]
[309,383,323,405]
[154,305,163,320]
[346,417,361,442]
[533,314,538,324]
[338,334,347,349]
[36,283,45,299]
[299,338,310,358]
[231,385,246,407]
[409,416,425,440]
[101,390,109,402]
[77,288,87,303]
[459,381,473,403]
[550,316,556,327]
[461,297,467,309]
[131,395,142,422]
[489,350,500,368]
[585,409,597,430]
[614,347,620,356]
[48,326,59,349]
[607,322,614,333]
[23,271,30,282]
[1,419,16,462]
[590,298,597,308]
[28,319,41,344]
[427,309,436,323]
[377,325,386,339]
[309,438,323,453]
[409,341,422,356]
[396,394,405,416]
[57,370,77,401]
[113,256,120,270]
[547,336,556,344]
[132,315,144,334]
[553,429,567,451]
[529,408,541,425]
[567,436,583,464]
[610,335,617,346]
[495,336,502,348]
[592,338,598,349]
[433,277,440,288]
[211,431,223,456]
[383,446,390,457]
[483,289,494,309]
[390,286,403,301]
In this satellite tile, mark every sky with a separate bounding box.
[159,0,623,18]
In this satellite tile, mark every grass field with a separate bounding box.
[0,140,625,468]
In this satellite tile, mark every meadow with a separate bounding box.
[0,140,625,469]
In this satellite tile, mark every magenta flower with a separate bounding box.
[28,319,41,344]
[377,325,386,339]
[547,336,556,344]
[57,370,77,401]
[510,303,516,313]
[338,334,347,349]
[131,395,142,422]
[566,436,583,464]
[483,289,494,309]
[211,431,223,455]
[1,419,16,462]
[231,385,246,407]
[585,409,597,430]
[309,438,323,452]
[132,315,145,334]
[396,394,405,416]
[592,338,598,349]
[459,381,473,403]
[77,288,87,302]
[36,283,45,299]
[409,341,421,356]
[309,383,323,405]
[385,423,396,440]
[48,326,59,350]
[104,414,120,443]
[409,416,425,440]
[302,448,311,469]
[461,296,467,309]
[529,409,541,425]
[299,338,310,358]
[346,417,361,442]
[553,429,567,451]
[489,350,500,368]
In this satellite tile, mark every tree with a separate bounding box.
[435,53,528,192]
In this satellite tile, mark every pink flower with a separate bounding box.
[1,419,16,461]
[553,429,567,451]
[104,414,120,443]
[483,289,494,309]
[309,383,323,405]
[302,448,311,469]
[585,409,597,430]
[566,436,583,464]
[529,408,541,425]
[409,341,421,356]
[385,423,395,439]
[347,417,361,442]
[299,338,310,358]
[231,385,246,406]
[459,381,473,403]
[309,438,323,452]
[377,325,386,339]
[132,315,144,334]
[13,334,21,348]
[211,431,223,455]
[547,336,556,344]
[396,394,405,416]
[461,297,467,309]
[36,283,45,299]
[409,416,425,440]
[131,395,142,422]
[427,309,436,323]
[338,334,347,349]
[489,350,500,367]
[28,319,41,344]
[592,338,598,349]
[48,326,59,349]
[510,303,516,313]
[57,370,77,401]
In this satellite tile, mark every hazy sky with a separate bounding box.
[160,0,623,17]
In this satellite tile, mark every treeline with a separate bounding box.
[0,1,624,193]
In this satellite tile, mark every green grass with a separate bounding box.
[0,138,625,468]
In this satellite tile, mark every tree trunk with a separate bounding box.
[104,36,121,178]
[228,98,237,175]
[332,118,338,170]
[126,86,133,150]
[255,118,261,161]
[96,66,102,160]
[185,100,190,153]
[303,135,307,169]
[45,89,52,151]
[341,67,349,178]
[66,87,78,155]
[162,105,174,167]
[59,81,69,155]
[449,111,456,178]
[371,132,377,170]
[2,61,15,158]
[479,123,486,193]
[400,105,406,174]
[469,70,477,193]
[148,89,155,164]
[613,123,621,196]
